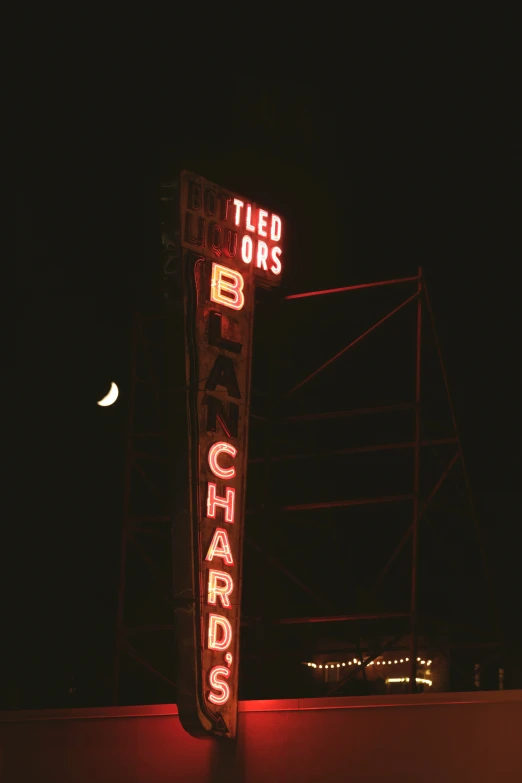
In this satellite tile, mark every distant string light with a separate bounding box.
[304,656,432,670]
[386,677,432,687]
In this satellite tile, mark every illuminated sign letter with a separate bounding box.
[270,214,282,241]
[205,527,234,565]
[270,246,282,275]
[257,209,268,237]
[208,442,237,479]
[208,569,234,608]
[245,205,256,232]
[233,198,244,226]
[208,613,233,651]
[241,235,253,264]
[208,666,230,706]
[256,240,268,270]
[210,263,245,311]
[206,482,235,522]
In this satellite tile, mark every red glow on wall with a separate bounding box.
[210,263,245,311]
[207,569,234,608]
[206,483,235,522]
[208,442,237,479]
[208,665,230,705]
[205,528,234,566]
[208,613,233,651]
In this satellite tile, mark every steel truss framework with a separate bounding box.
[113,270,495,703]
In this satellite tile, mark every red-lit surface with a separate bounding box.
[1,691,521,783]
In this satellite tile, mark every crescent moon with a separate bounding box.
[97,382,119,407]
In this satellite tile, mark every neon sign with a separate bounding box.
[165,171,283,739]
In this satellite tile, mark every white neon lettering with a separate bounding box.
[270,214,282,241]
[256,240,268,270]
[233,199,244,226]
[270,246,282,275]
[257,209,268,237]
[241,235,253,264]
[246,204,256,232]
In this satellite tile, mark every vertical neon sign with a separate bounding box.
[166,171,283,739]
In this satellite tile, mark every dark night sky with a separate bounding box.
[11,10,521,708]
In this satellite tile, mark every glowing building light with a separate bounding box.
[386,677,432,687]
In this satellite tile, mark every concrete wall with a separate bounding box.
[2,691,521,782]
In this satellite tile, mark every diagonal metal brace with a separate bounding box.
[286,291,420,398]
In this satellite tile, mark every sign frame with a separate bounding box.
[162,171,283,739]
